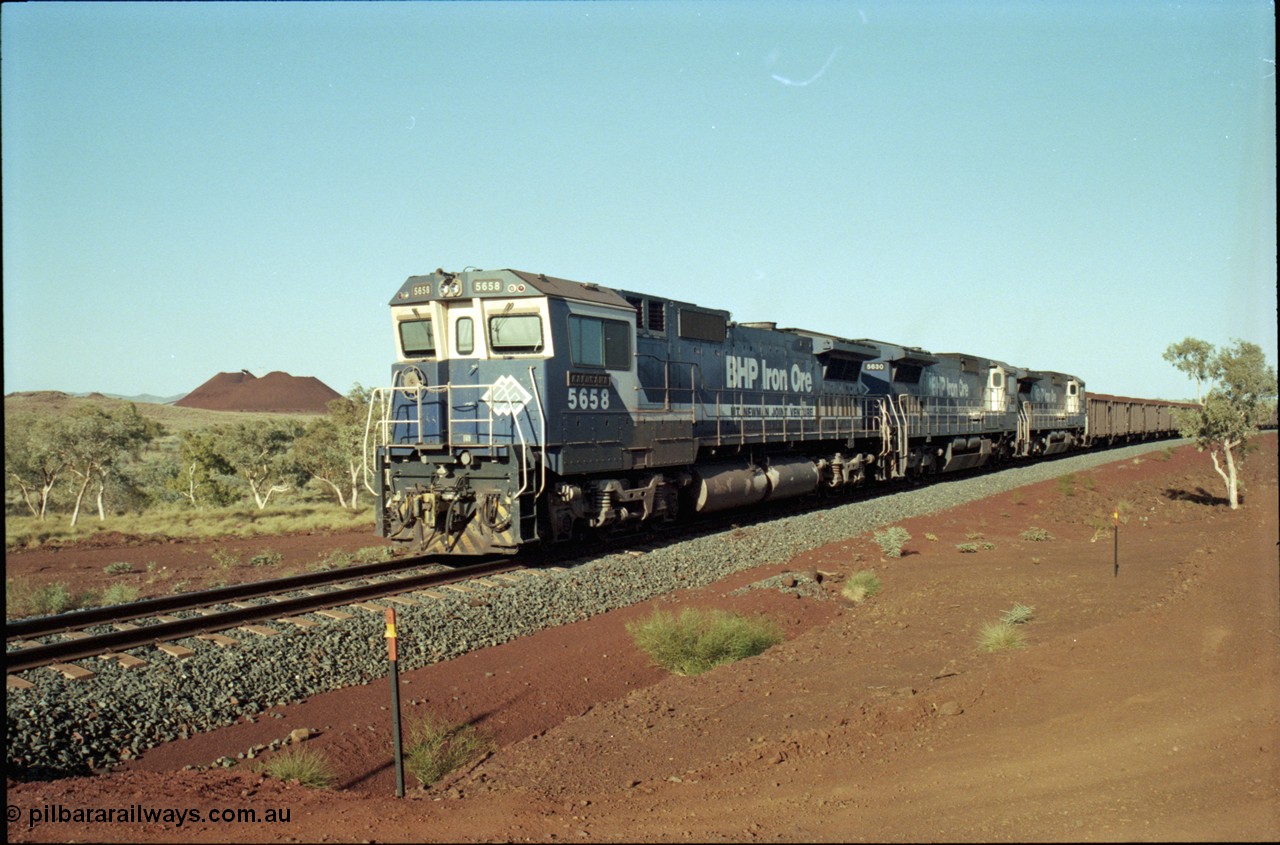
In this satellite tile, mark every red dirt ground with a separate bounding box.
[7,437,1279,842]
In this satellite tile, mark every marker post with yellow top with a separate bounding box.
[386,607,405,798]
[1113,510,1119,578]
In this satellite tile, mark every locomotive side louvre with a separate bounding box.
[367,268,1183,557]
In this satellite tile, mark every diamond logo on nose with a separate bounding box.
[483,375,533,416]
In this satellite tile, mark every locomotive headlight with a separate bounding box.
[457,450,474,467]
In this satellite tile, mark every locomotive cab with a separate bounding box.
[371,269,641,554]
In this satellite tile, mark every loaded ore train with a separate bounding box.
[365,269,1192,555]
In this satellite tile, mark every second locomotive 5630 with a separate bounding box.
[364,268,1176,556]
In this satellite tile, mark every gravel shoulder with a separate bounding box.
[7,436,1279,842]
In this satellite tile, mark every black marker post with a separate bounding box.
[386,608,405,798]
[1112,510,1119,578]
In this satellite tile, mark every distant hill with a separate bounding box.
[4,390,325,433]
[174,370,341,413]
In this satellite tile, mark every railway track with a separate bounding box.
[5,437,1183,682]
[5,557,525,676]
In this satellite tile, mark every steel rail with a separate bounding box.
[6,558,522,674]
[5,554,445,641]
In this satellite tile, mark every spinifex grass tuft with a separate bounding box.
[260,745,337,789]
[1000,603,1035,625]
[404,714,492,787]
[978,621,1027,652]
[841,570,881,603]
[628,608,783,676]
[872,526,911,558]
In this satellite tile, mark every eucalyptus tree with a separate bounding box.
[1163,337,1216,403]
[213,419,308,509]
[4,414,70,519]
[63,403,164,526]
[293,386,373,509]
[1171,338,1277,509]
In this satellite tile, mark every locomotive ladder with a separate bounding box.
[1016,401,1033,456]
[879,397,909,478]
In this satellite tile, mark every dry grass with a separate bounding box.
[259,745,337,789]
[872,526,911,558]
[841,570,881,603]
[978,621,1027,652]
[403,714,493,787]
[628,608,783,676]
[6,502,374,549]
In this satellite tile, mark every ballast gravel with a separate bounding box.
[6,440,1182,779]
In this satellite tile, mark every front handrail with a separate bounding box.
[364,375,545,482]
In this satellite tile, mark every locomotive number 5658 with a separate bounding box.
[567,387,610,411]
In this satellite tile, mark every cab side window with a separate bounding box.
[569,315,631,369]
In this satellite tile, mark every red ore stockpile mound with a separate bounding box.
[174,370,341,413]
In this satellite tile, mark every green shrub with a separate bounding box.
[627,608,783,676]
[1000,603,1035,625]
[1056,474,1077,497]
[103,562,135,575]
[211,548,240,570]
[144,563,173,584]
[314,550,356,570]
[354,546,393,563]
[404,714,492,787]
[248,551,283,568]
[872,526,911,558]
[260,745,336,789]
[978,621,1027,653]
[955,543,979,554]
[841,570,881,603]
[7,579,75,617]
[1019,527,1053,542]
[101,583,140,606]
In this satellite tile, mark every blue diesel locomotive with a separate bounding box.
[365,268,1094,555]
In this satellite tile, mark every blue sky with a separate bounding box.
[3,1,1275,401]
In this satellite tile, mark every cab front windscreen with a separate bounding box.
[399,319,435,357]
